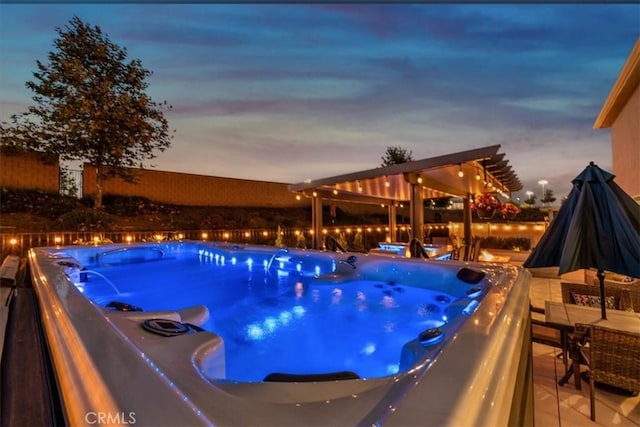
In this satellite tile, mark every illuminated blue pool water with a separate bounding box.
[30,242,532,425]
[74,245,468,382]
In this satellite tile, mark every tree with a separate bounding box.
[524,193,537,207]
[0,16,173,208]
[381,146,413,167]
[59,167,80,198]
[541,189,557,206]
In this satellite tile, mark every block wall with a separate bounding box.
[82,164,308,208]
[0,149,59,192]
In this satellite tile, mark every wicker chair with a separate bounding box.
[560,282,634,312]
[576,323,640,421]
[592,275,640,313]
[530,304,567,365]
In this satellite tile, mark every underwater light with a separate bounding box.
[279,311,292,325]
[263,317,277,332]
[462,300,480,316]
[360,343,376,355]
[247,324,265,340]
[466,287,483,299]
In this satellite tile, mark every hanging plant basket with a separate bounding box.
[476,208,496,219]
[471,193,502,220]
[500,202,522,220]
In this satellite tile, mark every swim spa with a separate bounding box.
[28,241,533,426]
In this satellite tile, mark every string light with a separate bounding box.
[458,164,464,178]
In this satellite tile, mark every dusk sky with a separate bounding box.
[1,4,638,202]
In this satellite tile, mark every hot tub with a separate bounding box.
[28,241,533,426]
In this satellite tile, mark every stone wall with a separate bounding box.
[0,149,59,192]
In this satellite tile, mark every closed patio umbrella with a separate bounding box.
[524,162,640,319]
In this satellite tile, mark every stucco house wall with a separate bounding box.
[610,84,640,198]
[594,38,640,200]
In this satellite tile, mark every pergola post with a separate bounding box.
[409,182,424,242]
[311,196,323,249]
[388,202,397,242]
[463,192,472,246]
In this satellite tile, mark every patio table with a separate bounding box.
[545,301,640,390]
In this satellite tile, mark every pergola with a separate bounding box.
[288,145,523,249]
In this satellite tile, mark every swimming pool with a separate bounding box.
[29,241,533,426]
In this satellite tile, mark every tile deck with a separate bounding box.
[529,275,640,426]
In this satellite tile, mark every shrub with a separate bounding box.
[0,187,77,218]
[478,236,531,250]
[59,208,111,231]
[101,194,167,216]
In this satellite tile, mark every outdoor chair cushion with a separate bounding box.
[571,293,616,310]
[592,273,640,313]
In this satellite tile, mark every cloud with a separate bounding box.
[0,3,637,196]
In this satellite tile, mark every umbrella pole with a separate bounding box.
[597,269,607,320]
